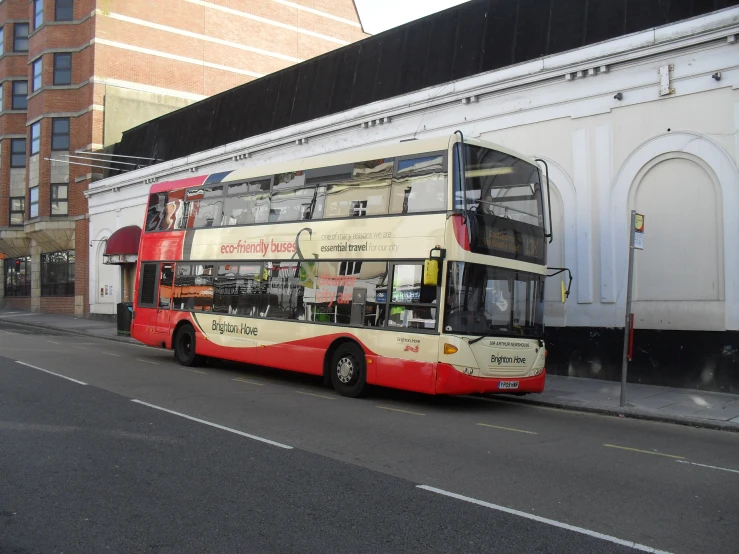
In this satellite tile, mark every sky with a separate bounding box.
[353,0,471,34]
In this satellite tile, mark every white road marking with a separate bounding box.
[603,444,684,459]
[0,313,40,317]
[295,390,335,400]
[232,378,265,386]
[16,361,87,385]
[376,405,426,416]
[130,399,293,450]
[416,485,672,554]
[184,368,207,375]
[477,422,538,435]
[102,352,121,357]
[676,460,739,474]
[136,359,159,365]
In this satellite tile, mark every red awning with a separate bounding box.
[104,225,141,256]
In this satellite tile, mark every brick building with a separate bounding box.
[0,0,366,315]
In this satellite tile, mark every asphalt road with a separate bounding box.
[1,321,738,554]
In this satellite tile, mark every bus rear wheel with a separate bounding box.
[174,324,201,367]
[330,343,367,398]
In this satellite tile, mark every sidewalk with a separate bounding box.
[497,374,739,432]
[0,307,137,345]
[1,307,737,431]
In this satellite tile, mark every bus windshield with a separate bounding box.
[455,144,546,264]
[443,262,544,338]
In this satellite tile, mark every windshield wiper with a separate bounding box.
[468,330,497,345]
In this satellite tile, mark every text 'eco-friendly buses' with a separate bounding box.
[132,133,557,397]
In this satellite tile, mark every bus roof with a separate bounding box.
[150,134,538,194]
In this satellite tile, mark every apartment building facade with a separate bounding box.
[0,0,366,315]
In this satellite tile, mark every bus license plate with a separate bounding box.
[498,381,519,390]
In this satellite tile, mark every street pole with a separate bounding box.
[620,210,637,408]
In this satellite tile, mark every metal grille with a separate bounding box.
[480,367,530,378]
[139,263,157,306]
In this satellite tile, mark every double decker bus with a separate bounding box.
[132,133,554,397]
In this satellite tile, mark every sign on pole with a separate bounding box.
[621,211,644,408]
[633,213,645,250]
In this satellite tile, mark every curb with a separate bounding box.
[490,394,739,433]
[0,318,141,346]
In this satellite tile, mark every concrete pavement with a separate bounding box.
[0,307,737,431]
[1,358,640,554]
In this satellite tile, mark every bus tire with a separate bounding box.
[330,342,367,398]
[174,324,201,367]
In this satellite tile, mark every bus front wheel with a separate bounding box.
[330,343,367,398]
[174,324,201,367]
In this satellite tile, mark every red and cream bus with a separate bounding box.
[132,134,553,397]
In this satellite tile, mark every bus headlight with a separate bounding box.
[443,343,458,355]
[533,367,544,376]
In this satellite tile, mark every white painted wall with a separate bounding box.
[87,8,739,330]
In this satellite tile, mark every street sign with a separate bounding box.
[621,210,643,407]
[633,213,644,250]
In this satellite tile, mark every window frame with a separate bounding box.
[53,52,72,86]
[4,256,32,297]
[29,186,39,218]
[32,57,42,91]
[12,80,28,110]
[138,262,159,308]
[160,257,440,335]
[50,183,68,216]
[40,250,75,297]
[10,138,26,168]
[383,261,440,332]
[51,117,70,150]
[9,196,25,226]
[0,26,4,57]
[34,0,44,30]
[13,22,29,52]
[30,121,41,155]
[55,0,74,22]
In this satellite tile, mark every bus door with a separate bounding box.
[155,263,174,335]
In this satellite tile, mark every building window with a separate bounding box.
[12,81,28,110]
[0,83,3,112]
[29,186,39,218]
[51,118,70,150]
[10,139,26,167]
[5,257,32,297]
[53,53,72,85]
[41,250,75,296]
[0,26,4,56]
[32,58,43,91]
[51,184,68,216]
[14,23,29,52]
[30,122,41,155]
[34,0,44,30]
[56,0,74,21]
[10,197,25,226]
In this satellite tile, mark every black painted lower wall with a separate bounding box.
[544,327,739,394]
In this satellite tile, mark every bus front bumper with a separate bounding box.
[435,364,546,395]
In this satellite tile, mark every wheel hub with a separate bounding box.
[337,357,354,384]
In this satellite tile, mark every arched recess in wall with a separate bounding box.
[610,133,739,331]
[535,156,577,328]
[91,228,113,308]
